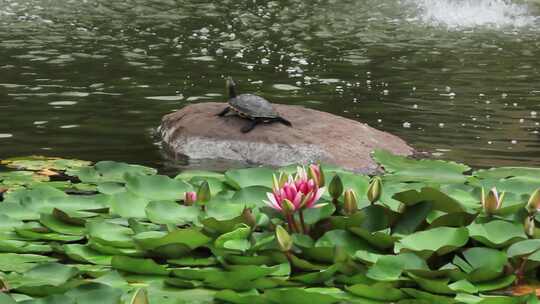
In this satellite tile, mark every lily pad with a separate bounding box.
[109,190,150,218]
[125,174,192,201]
[86,221,135,248]
[63,244,113,265]
[111,256,169,275]
[72,161,156,183]
[315,230,376,256]
[0,253,56,273]
[145,201,200,225]
[467,220,527,248]
[373,149,469,184]
[133,229,211,255]
[367,252,428,281]
[507,239,540,258]
[225,168,274,189]
[454,247,507,282]
[395,226,469,257]
[346,283,406,301]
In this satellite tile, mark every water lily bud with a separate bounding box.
[184,191,197,205]
[242,208,256,228]
[343,189,358,215]
[526,188,540,215]
[482,187,504,215]
[328,175,343,200]
[273,172,289,190]
[308,164,325,187]
[367,176,383,204]
[130,288,149,304]
[281,199,296,215]
[0,276,10,292]
[525,216,536,238]
[196,181,211,203]
[275,225,292,252]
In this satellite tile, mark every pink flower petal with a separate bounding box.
[293,192,303,208]
[263,200,281,211]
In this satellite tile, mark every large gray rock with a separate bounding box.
[159,102,414,173]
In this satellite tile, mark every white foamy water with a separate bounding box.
[410,0,538,29]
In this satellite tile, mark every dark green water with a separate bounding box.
[1,0,540,169]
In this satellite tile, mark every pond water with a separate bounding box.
[1,0,540,169]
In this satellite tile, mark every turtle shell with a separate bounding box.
[229,94,278,118]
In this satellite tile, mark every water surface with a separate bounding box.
[1,0,540,169]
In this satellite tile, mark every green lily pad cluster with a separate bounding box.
[0,152,539,303]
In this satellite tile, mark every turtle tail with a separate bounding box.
[226,77,237,98]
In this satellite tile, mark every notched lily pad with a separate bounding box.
[395,226,469,257]
[467,220,526,248]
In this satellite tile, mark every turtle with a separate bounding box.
[217,77,292,133]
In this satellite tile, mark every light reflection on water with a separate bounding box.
[0,0,539,169]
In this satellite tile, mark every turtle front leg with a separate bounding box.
[241,119,259,133]
[217,107,231,117]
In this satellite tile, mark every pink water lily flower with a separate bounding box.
[184,191,197,205]
[264,166,326,213]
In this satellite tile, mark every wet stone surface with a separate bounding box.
[159,102,414,173]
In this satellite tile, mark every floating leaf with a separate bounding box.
[263,288,342,304]
[18,262,79,287]
[1,156,91,171]
[290,265,339,284]
[109,190,150,218]
[63,244,113,265]
[395,227,469,257]
[225,168,274,189]
[507,239,540,258]
[0,253,56,273]
[215,224,251,252]
[346,283,406,301]
[392,201,432,235]
[64,283,123,304]
[39,214,86,236]
[145,201,200,225]
[393,187,466,213]
[367,252,428,281]
[315,230,376,256]
[125,174,192,201]
[0,240,52,254]
[231,186,272,208]
[401,288,455,304]
[111,256,169,275]
[408,273,454,294]
[72,161,156,183]
[175,170,225,181]
[467,220,527,248]
[348,228,396,250]
[96,182,125,195]
[448,280,478,294]
[214,290,267,304]
[86,221,135,248]
[475,275,516,292]
[133,228,210,257]
[303,202,335,225]
[0,203,40,221]
[373,149,469,184]
[453,247,507,282]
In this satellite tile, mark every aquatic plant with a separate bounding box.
[264,166,325,233]
[0,151,538,303]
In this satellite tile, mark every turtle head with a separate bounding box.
[226,77,237,99]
